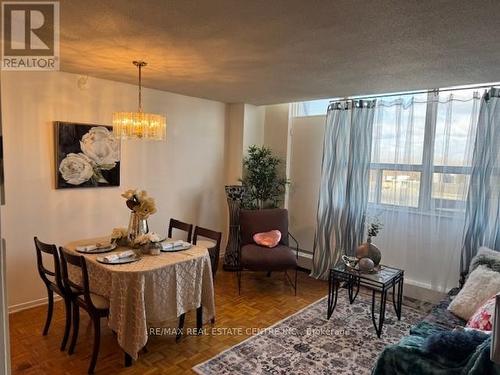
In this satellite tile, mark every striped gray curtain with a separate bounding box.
[311,100,375,279]
[461,88,500,274]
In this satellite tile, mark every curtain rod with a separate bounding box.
[328,83,500,102]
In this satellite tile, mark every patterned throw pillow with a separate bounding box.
[253,230,281,248]
[466,296,496,331]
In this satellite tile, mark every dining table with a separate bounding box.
[63,236,216,362]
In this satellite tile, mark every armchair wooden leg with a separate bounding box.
[42,288,54,336]
[60,297,72,351]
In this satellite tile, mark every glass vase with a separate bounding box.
[127,212,149,247]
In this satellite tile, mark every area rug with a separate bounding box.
[193,292,425,374]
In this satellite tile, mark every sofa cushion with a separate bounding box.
[240,244,297,271]
[448,265,500,320]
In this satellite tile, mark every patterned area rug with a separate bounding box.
[193,292,425,374]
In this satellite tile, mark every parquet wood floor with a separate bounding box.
[9,270,328,374]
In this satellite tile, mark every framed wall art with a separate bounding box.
[55,121,120,189]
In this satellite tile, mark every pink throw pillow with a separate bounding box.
[466,296,496,331]
[253,230,281,248]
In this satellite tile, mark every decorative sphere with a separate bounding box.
[358,257,375,272]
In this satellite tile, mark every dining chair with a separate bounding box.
[193,226,222,278]
[168,218,193,243]
[59,248,110,374]
[34,237,72,351]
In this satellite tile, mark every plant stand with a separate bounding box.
[223,185,246,271]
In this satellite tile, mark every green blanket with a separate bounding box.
[372,332,499,375]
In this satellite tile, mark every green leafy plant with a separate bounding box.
[240,145,288,209]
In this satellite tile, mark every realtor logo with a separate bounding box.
[2,1,59,70]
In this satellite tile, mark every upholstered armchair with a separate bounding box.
[237,208,299,294]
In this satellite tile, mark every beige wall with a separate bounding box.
[263,104,289,164]
[288,115,326,252]
[224,103,266,184]
[242,104,265,153]
[1,71,227,311]
[224,103,245,184]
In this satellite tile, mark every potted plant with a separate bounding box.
[240,145,288,209]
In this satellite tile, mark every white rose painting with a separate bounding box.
[55,122,120,188]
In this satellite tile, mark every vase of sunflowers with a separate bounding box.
[122,189,157,246]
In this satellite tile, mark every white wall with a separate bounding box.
[1,71,227,310]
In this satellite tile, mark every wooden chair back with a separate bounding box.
[34,237,65,293]
[168,218,194,243]
[193,226,222,276]
[59,248,95,310]
[193,226,222,249]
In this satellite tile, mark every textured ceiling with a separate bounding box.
[59,0,500,105]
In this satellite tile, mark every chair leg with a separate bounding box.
[88,316,101,374]
[42,288,54,336]
[196,306,203,334]
[266,271,272,277]
[60,298,72,351]
[176,313,185,342]
[68,304,80,355]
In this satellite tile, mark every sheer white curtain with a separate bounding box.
[367,89,480,292]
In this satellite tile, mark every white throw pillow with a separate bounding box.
[448,265,500,320]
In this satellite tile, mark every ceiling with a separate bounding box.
[59,0,500,105]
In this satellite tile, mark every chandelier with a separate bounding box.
[113,61,166,140]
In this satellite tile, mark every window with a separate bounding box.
[368,88,481,211]
[293,84,494,212]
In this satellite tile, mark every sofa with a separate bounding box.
[373,250,500,374]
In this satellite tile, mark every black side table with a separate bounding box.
[327,264,404,338]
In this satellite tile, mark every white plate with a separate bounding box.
[76,243,117,254]
[96,253,142,265]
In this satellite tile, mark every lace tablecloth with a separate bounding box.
[64,237,215,359]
